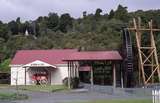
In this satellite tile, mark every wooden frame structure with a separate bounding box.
[66,60,120,89]
[128,18,160,86]
[63,51,122,89]
[67,61,79,89]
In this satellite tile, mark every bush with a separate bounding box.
[62,77,80,89]
[71,77,80,88]
[62,77,68,86]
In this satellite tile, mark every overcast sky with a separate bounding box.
[0,0,159,22]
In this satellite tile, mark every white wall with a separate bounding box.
[11,64,69,85]
[51,65,68,85]
[26,67,32,85]
[11,66,25,85]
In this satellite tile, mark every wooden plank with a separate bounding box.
[145,66,158,84]
[143,49,154,64]
[140,47,155,49]
[140,50,152,64]
[127,28,160,31]
[144,64,157,66]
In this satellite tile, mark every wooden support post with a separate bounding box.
[70,62,73,78]
[113,62,116,88]
[71,62,73,77]
[76,62,79,78]
[75,62,77,77]
[138,63,141,85]
[68,62,71,89]
[50,68,51,85]
[150,21,154,83]
[71,62,73,78]
[70,62,72,78]
[70,61,72,82]
[72,62,74,78]
[138,17,142,85]
[120,63,124,88]
[91,62,94,87]
[133,18,146,85]
[150,20,160,81]
[73,62,74,76]
[24,67,26,86]
[103,61,105,85]
[73,62,76,77]
[151,51,154,83]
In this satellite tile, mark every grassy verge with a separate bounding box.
[0,92,28,100]
[0,84,68,92]
[20,85,68,92]
[0,84,11,88]
[75,99,152,103]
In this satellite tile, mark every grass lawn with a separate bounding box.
[20,85,68,92]
[0,84,68,92]
[75,99,152,103]
[0,84,11,88]
[0,92,28,100]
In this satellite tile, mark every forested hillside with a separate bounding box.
[1,5,160,72]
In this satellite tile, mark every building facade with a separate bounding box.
[10,49,123,87]
[10,49,77,85]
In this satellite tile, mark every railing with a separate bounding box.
[152,89,160,103]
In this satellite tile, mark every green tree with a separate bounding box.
[95,8,102,20]
[59,13,73,32]
[108,9,115,19]
[114,5,129,22]
[47,13,59,31]
[0,23,9,40]
[95,8,102,17]
[0,58,11,73]
[8,20,19,35]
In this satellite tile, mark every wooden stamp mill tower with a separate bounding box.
[128,18,160,86]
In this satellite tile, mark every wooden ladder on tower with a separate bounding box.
[128,18,160,86]
[122,28,134,87]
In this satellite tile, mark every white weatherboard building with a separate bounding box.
[10,49,77,85]
[10,49,123,87]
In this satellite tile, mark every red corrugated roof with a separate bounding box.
[11,49,78,65]
[63,51,122,61]
[11,50,122,65]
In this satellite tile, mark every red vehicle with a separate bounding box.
[32,74,48,85]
